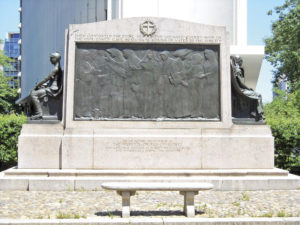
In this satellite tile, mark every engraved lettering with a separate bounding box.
[104,140,185,153]
[74,33,222,44]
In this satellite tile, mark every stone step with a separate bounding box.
[1,168,299,191]
[2,167,289,177]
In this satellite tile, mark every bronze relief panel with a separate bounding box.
[74,43,220,120]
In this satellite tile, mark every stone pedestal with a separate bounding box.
[18,124,63,169]
[17,123,274,170]
[60,124,274,169]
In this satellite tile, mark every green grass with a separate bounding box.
[232,201,240,207]
[56,212,73,219]
[237,207,242,215]
[225,212,236,218]
[277,211,293,217]
[204,208,215,218]
[173,203,183,208]
[241,192,250,201]
[56,212,84,219]
[67,186,73,192]
[259,212,273,217]
[156,202,167,208]
[277,211,285,217]
[108,212,114,219]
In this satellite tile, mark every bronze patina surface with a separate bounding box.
[74,43,220,120]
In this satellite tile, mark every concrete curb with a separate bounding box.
[0,217,299,225]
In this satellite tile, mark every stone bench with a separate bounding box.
[101,182,213,218]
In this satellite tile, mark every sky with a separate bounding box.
[247,0,285,103]
[0,0,19,40]
[0,0,285,103]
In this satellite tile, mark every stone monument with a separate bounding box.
[1,17,299,191]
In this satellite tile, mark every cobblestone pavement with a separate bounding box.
[0,190,299,219]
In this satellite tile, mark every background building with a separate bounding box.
[117,0,263,90]
[278,79,289,92]
[19,0,263,99]
[3,32,20,89]
[272,75,290,99]
[19,0,107,98]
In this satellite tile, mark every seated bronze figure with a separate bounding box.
[30,52,62,120]
[230,55,265,122]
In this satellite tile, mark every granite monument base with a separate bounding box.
[2,122,300,191]
[1,167,300,191]
[17,123,274,170]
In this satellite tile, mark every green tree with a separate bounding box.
[0,42,26,172]
[0,114,26,171]
[0,40,18,114]
[265,0,300,92]
[264,89,300,173]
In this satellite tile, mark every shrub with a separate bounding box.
[0,114,26,171]
[264,89,300,173]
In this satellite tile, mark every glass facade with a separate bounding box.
[4,33,20,89]
[20,0,107,98]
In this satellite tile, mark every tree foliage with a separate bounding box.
[0,40,11,69]
[0,114,26,171]
[0,41,18,114]
[264,89,300,173]
[0,41,25,171]
[0,74,19,114]
[265,0,300,92]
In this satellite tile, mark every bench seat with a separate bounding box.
[102,182,213,217]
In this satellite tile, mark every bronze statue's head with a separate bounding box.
[235,55,243,66]
[50,52,61,64]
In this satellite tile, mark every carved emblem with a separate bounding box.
[140,20,157,36]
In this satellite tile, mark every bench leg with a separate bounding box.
[121,191,131,218]
[183,191,196,217]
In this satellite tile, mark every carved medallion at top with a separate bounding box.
[140,20,157,37]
